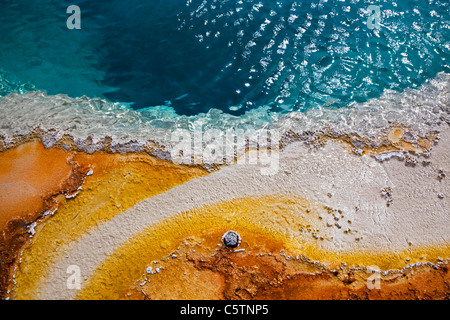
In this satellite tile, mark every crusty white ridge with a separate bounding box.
[0,73,449,164]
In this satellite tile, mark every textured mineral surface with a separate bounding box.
[0,123,448,300]
[0,74,449,300]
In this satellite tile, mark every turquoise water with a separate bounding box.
[0,0,449,116]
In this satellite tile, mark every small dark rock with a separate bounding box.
[222,231,241,248]
[438,169,446,181]
[405,154,418,167]
[422,160,432,167]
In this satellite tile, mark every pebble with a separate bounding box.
[352,148,364,156]
[422,160,431,166]
[222,230,241,248]
[438,169,446,181]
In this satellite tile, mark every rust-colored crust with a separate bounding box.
[1,140,208,300]
[126,238,450,300]
[0,142,88,298]
[0,140,206,299]
[0,125,446,300]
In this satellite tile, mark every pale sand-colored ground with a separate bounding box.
[33,125,450,299]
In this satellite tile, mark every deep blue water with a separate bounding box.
[0,0,449,116]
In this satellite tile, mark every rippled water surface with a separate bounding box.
[0,0,449,116]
